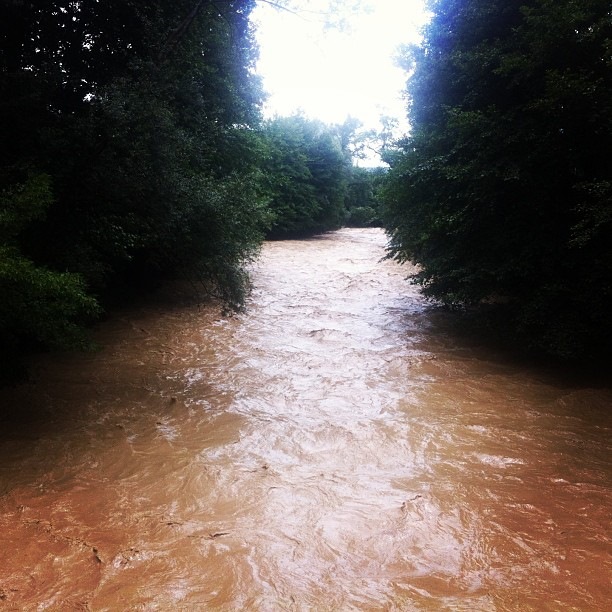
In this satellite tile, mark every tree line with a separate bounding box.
[382,0,611,361]
[4,0,606,379]
[0,0,383,381]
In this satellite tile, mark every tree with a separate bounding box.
[344,167,386,227]
[382,0,612,359]
[0,174,100,381]
[261,115,350,237]
[0,0,270,377]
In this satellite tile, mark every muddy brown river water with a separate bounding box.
[0,228,611,611]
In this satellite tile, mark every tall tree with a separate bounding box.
[382,0,612,359]
[261,115,349,238]
[0,0,269,377]
[345,166,386,227]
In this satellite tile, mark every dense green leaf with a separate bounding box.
[261,115,350,238]
[0,0,269,378]
[382,0,612,359]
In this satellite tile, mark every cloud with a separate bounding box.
[252,0,428,130]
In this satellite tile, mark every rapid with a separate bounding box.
[0,228,610,610]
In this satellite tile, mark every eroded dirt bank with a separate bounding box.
[0,228,610,610]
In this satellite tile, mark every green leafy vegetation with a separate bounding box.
[261,115,352,238]
[0,0,269,377]
[0,174,100,380]
[259,115,388,237]
[382,0,612,359]
[345,167,386,227]
[0,1,382,380]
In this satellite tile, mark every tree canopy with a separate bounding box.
[0,0,381,380]
[382,0,612,359]
[0,0,270,378]
[261,115,352,238]
[344,166,386,228]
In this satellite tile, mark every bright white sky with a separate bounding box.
[251,0,429,136]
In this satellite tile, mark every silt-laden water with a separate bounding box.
[0,229,610,610]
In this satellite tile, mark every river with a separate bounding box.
[0,228,610,610]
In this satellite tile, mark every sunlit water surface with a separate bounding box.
[0,229,610,610]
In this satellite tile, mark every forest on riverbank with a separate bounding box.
[1,0,611,381]
[382,0,612,361]
[0,0,383,381]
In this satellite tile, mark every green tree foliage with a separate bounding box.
[0,174,100,380]
[345,166,386,227]
[261,115,350,238]
[1,0,269,374]
[382,0,612,359]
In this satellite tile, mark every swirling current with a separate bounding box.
[0,228,610,610]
